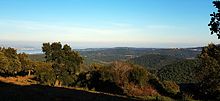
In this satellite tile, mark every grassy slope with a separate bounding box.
[0,76,141,101]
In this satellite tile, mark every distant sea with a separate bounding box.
[17,49,42,54]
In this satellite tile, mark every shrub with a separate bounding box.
[128,65,149,87]
[163,81,180,95]
[124,83,159,96]
[149,78,180,98]
[0,48,22,76]
[34,62,56,86]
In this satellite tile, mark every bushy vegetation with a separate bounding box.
[0,44,183,100]
[197,44,220,100]
[0,42,219,101]
[76,61,160,96]
[34,62,55,86]
[157,59,200,84]
[128,54,181,69]
[0,48,22,76]
[42,42,83,86]
[80,47,200,65]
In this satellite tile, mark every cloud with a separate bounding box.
[109,22,133,27]
[0,20,217,48]
[0,20,150,43]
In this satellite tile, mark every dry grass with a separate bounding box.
[0,76,37,86]
[0,76,142,101]
[124,83,159,97]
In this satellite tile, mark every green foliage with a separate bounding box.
[128,65,149,86]
[110,61,133,86]
[138,96,174,101]
[3,47,17,59]
[76,61,160,96]
[129,54,181,69]
[42,42,83,86]
[0,48,22,76]
[209,1,220,38]
[0,45,207,100]
[149,77,180,98]
[157,59,200,84]
[34,62,56,86]
[155,96,175,101]
[18,53,29,69]
[80,48,200,65]
[76,64,124,95]
[162,81,180,95]
[18,53,34,75]
[0,52,10,74]
[198,44,220,100]
[28,54,45,62]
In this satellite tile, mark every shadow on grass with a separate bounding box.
[0,81,141,101]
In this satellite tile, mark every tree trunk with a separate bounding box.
[54,80,62,87]
[28,70,31,76]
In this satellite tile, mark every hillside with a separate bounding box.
[0,76,37,85]
[27,47,201,64]
[157,59,201,84]
[76,47,200,64]
[1,44,219,100]
[0,76,141,101]
[128,54,181,69]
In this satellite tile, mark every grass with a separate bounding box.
[0,76,37,85]
[137,96,175,101]
[0,76,142,101]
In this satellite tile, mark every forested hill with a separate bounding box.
[157,59,201,84]
[78,47,201,64]
[128,54,181,69]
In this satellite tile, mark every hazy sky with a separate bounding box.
[0,0,219,48]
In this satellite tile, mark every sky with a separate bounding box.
[0,0,219,48]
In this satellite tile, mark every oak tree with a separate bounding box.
[42,42,83,86]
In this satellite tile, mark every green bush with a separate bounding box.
[34,62,56,86]
[198,44,220,100]
[41,42,84,86]
[162,81,180,95]
[0,48,22,76]
[128,65,149,86]
[149,78,180,98]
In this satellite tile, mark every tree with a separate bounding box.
[158,59,200,84]
[0,48,21,76]
[18,53,33,76]
[203,1,220,99]
[111,61,133,86]
[128,65,149,86]
[198,44,220,100]
[42,42,83,86]
[34,61,56,86]
[0,52,10,75]
[209,0,220,39]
